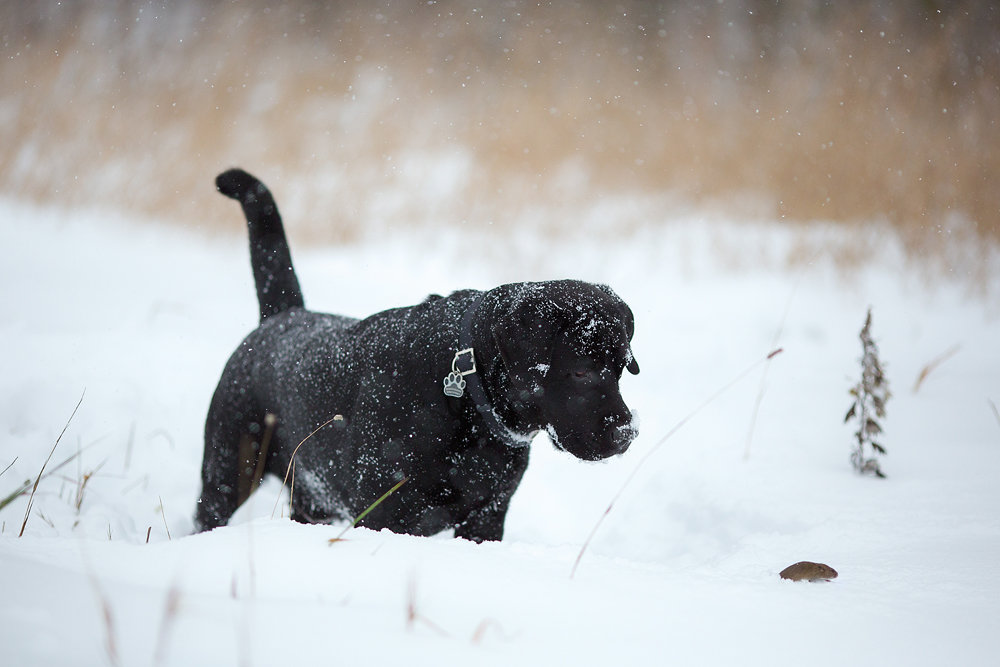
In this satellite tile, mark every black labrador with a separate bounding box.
[195,169,640,542]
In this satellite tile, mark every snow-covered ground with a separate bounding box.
[2,198,998,666]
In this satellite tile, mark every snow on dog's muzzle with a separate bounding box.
[611,409,639,453]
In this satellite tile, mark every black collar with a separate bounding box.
[443,292,532,448]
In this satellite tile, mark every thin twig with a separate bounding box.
[80,542,121,667]
[2,444,94,511]
[119,474,149,496]
[270,416,340,519]
[989,399,1000,429]
[20,390,85,537]
[471,618,511,644]
[2,432,102,513]
[406,573,449,637]
[329,476,408,543]
[74,456,110,514]
[287,462,296,519]
[123,422,136,473]
[745,273,803,461]
[913,344,961,393]
[0,457,16,479]
[570,349,783,578]
[158,495,171,541]
[153,579,181,667]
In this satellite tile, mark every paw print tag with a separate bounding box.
[443,371,467,397]
[443,348,476,398]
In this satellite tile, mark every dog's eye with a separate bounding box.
[572,369,593,381]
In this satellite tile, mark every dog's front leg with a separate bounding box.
[454,503,509,543]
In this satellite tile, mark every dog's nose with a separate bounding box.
[611,426,636,456]
[606,408,634,431]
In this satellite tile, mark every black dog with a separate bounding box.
[195,169,639,542]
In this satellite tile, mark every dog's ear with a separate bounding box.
[601,286,639,375]
[620,303,639,375]
[621,307,639,375]
[491,308,556,388]
[626,353,640,375]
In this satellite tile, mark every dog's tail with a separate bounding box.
[216,168,305,322]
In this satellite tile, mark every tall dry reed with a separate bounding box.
[2,1,997,256]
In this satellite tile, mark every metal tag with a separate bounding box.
[443,348,476,398]
[443,371,467,398]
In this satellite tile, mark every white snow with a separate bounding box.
[2,198,999,666]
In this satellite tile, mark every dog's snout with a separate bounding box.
[611,408,633,428]
[606,408,633,430]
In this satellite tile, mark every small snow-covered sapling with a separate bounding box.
[845,308,890,478]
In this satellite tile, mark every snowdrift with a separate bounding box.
[2,200,999,666]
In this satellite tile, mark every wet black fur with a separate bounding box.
[195,168,640,542]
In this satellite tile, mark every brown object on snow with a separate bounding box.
[779,561,838,582]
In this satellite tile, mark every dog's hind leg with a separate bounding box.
[287,487,338,526]
[194,425,240,531]
[195,393,266,531]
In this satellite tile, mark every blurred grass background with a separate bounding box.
[2,0,998,259]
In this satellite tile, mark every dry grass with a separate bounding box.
[406,573,449,637]
[571,346,783,578]
[17,390,85,536]
[913,343,961,393]
[2,0,997,259]
[157,494,171,540]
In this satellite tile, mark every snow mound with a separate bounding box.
[2,200,999,665]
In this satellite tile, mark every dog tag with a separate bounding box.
[443,371,467,398]
[443,348,476,398]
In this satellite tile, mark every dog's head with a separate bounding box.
[491,280,639,461]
